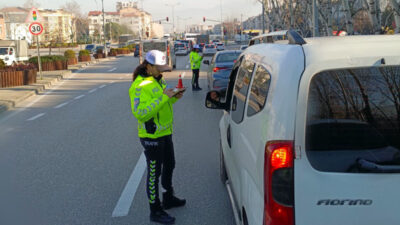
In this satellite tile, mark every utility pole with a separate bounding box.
[312,0,319,37]
[165,2,180,35]
[220,0,224,41]
[101,0,107,56]
[262,1,265,34]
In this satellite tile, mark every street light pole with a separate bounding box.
[101,0,107,56]
[220,0,224,41]
[262,1,265,34]
[165,2,180,35]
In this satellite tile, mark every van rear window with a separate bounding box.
[143,42,166,52]
[306,66,400,173]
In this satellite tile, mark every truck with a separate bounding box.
[196,34,209,45]
[118,34,134,48]
[0,40,29,66]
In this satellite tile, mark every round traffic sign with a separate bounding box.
[29,22,44,35]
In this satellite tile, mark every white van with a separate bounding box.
[206,30,400,225]
[140,39,176,69]
[0,40,29,66]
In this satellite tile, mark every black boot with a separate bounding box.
[162,191,186,210]
[150,209,176,224]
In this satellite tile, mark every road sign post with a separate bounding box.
[27,8,44,80]
[29,22,44,80]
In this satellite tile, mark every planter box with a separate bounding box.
[23,69,37,85]
[0,71,24,88]
[108,52,117,57]
[67,58,78,65]
[117,49,130,54]
[79,55,91,62]
[55,61,67,70]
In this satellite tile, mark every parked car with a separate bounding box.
[202,44,217,56]
[205,30,400,225]
[175,43,188,56]
[216,43,225,51]
[85,44,96,54]
[203,50,242,92]
[95,46,104,53]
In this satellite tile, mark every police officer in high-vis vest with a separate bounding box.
[189,45,203,91]
[129,50,186,224]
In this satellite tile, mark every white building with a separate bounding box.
[88,11,120,37]
[0,7,33,44]
[117,1,139,11]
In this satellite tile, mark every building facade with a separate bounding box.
[88,11,120,37]
[88,1,154,41]
[0,7,33,44]
[40,9,76,44]
[0,12,5,40]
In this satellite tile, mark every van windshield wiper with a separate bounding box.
[353,158,400,173]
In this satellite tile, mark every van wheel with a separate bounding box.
[220,141,228,184]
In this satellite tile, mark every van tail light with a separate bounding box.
[264,141,294,225]
[213,67,229,73]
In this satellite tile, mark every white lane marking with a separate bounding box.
[27,113,45,121]
[0,72,78,123]
[186,65,189,69]
[109,81,115,84]
[99,84,107,89]
[88,88,97,93]
[108,68,117,72]
[54,102,69,109]
[74,95,85,100]
[112,153,146,217]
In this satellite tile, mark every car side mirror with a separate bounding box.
[205,91,226,110]
[203,60,209,65]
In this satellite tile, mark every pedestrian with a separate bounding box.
[189,44,203,91]
[129,50,186,224]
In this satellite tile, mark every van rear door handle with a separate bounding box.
[227,125,231,148]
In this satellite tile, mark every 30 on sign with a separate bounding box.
[29,22,43,35]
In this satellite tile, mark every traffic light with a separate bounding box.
[32,11,37,21]
[203,17,206,22]
[166,17,169,22]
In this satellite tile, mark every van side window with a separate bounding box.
[247,65,271,117]
[306,66,400,173]
[231,60,255,124]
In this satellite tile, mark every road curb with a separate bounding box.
[0,70,71,115]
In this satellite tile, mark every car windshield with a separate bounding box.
[206,45,215,49]
[216,53,241,62]
[306,66,400,173]
[143,42,166,52]
[85,45,95,49]
[0,48,7,55]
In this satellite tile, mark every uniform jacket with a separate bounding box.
[129,75,178,139]
[189,51,203,70]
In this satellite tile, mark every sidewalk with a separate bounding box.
[0,56,120,114]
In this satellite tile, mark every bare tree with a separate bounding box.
[62,0,89,43]
[23,0,41,8]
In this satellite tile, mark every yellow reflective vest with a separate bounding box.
[189,51,203,70]
[129,75,178,139]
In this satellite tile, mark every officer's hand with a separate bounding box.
[175,88,186,99]
[163,88,176,98]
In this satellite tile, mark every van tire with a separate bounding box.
[220,141,228,184]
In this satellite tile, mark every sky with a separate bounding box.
[0,0,262,32]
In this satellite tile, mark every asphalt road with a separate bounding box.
[0,50,237,225]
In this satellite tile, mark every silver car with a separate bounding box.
[203,44,217,56]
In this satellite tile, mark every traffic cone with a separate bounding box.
[176,74,184,88]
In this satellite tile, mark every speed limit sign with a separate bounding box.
[29,22,44,35]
